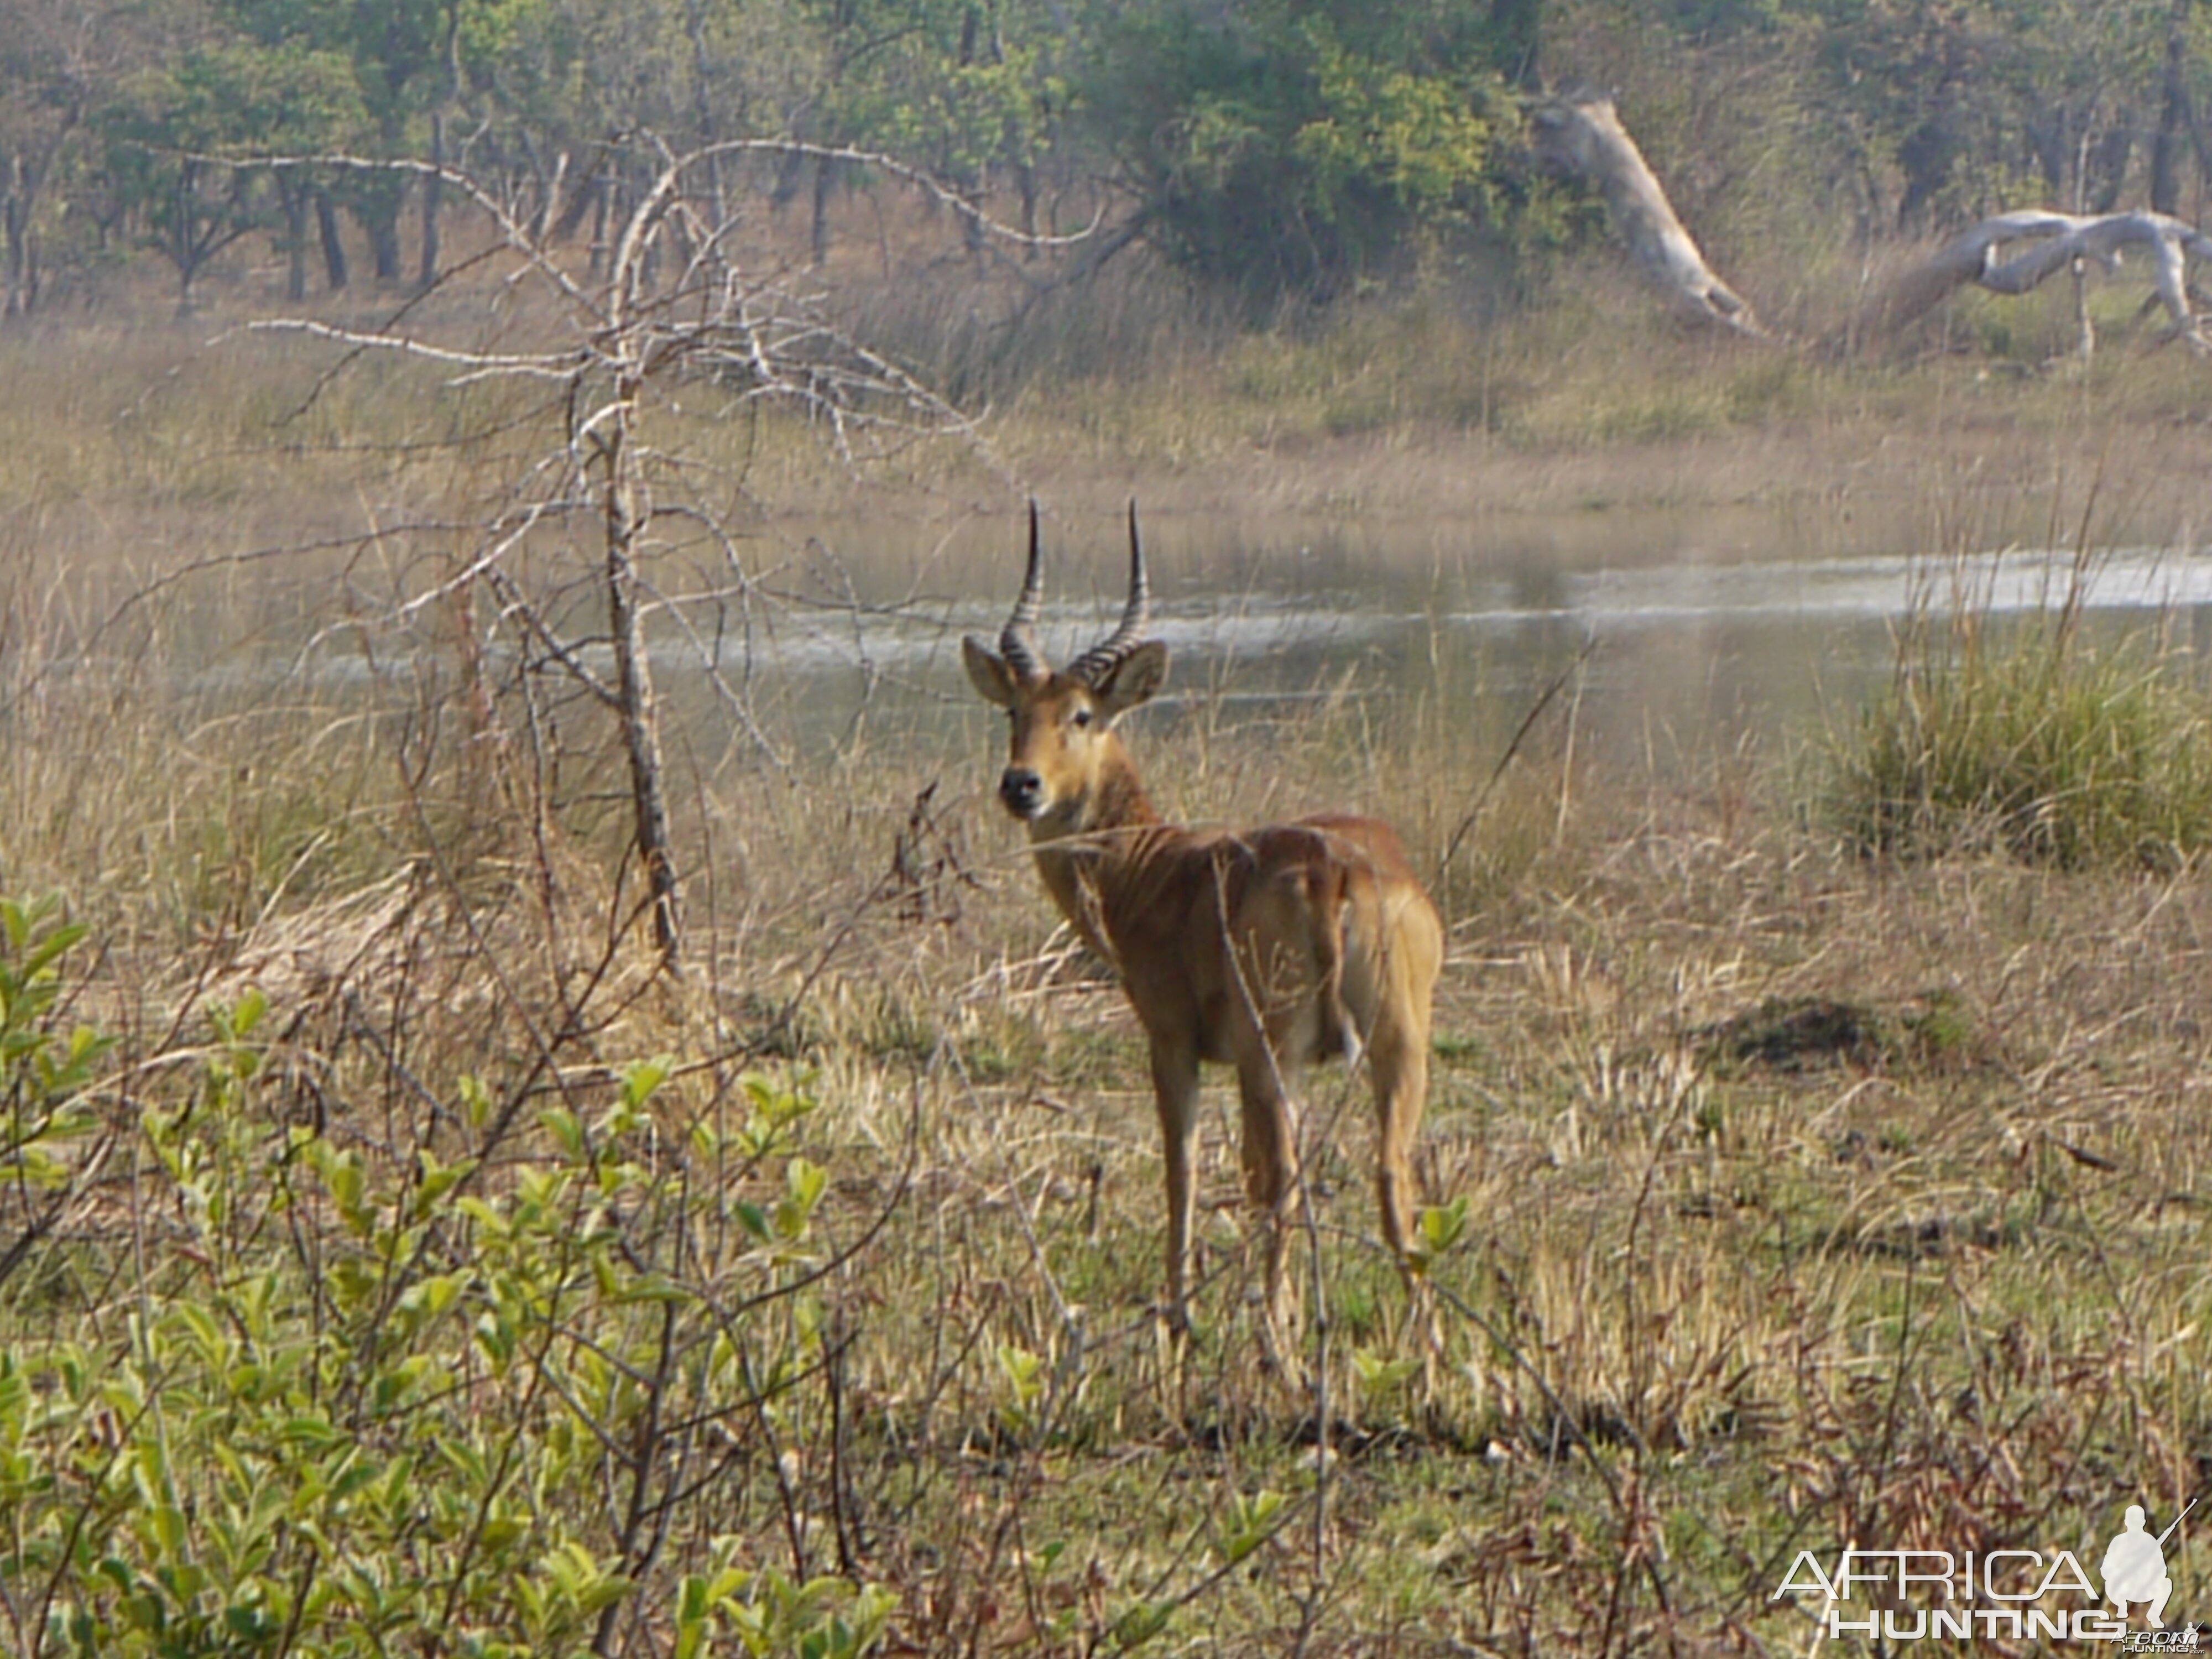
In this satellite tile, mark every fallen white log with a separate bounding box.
[1872,209,2212,352]
[1530,92,1763,338]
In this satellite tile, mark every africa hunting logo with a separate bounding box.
[1771,1500,2198,1646]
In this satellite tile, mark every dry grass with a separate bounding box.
[12,566,2212,1650]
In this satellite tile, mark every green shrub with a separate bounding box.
[0,901,893,1659]
[1823,602,2212,869]
[0,895,110,1208]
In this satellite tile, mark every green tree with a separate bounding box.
[100,41,358,312]
[773,0,1071,265]
[833,0,1069,250]
[0,0,92,316]
[1088,0,1508,304]
[1796,0,2180,228]
[208,0,374,298]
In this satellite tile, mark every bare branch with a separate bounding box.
[231,133,1015,973]
[232,318,580,381]
[207,135,1099,260]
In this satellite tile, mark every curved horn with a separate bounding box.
[998,500,1048,682]
[1067,500,1152,685]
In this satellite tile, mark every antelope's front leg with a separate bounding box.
[1149,1040,1202,1335]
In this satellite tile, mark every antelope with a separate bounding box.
[964,503,1445,1342]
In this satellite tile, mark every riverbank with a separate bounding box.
[11,260,2212,546]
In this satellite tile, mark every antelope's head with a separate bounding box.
[963,502,1170,833]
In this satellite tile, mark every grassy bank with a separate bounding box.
[13,230,2212,536]
[6,279,2212,1655]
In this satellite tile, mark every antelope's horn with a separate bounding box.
[998,499,1048,681]
[1067,500,1152,685]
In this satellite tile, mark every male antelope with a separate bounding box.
[964,504,1444,1338]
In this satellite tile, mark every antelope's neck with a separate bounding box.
[1025,751,1170,958]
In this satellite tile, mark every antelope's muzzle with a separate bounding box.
[999,767,1046,820]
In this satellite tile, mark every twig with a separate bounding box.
[1437,635,1601,885]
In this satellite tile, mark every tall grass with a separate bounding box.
[1825,557,2212,868]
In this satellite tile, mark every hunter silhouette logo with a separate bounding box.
[2104,1502,2192,1631]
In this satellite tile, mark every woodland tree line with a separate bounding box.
[5,0,2212,321]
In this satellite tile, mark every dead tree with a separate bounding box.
[243,139,1077,973]
[1867,209,2212,356]
[1531,92,1762,338]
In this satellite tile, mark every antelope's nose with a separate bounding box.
[999,768,1045,818]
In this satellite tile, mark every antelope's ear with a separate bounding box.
[1093,640,1170,718]
[963,635,1019,707]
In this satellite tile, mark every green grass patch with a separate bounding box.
[1823,596,2212,868]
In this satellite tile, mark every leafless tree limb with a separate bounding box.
[1867,208,2212,353]
[1531,93,1764,339]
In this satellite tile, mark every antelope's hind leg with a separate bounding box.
[1229,1010,1308,1365]
[1368,1009,1430,1279]
[1149,1040,1203,1338]
[1370,1011,1444,1360]
[1365,898,1446,1357]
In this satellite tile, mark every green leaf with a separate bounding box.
[1219,1488,1287,1565]
[623,1057,673,1110]
[20,920,88,980]
[540,1107,585,1160]
[1112,1599,1171,1650]
[401,1274,467,1319]
[1412,1196,1470,1267]
[1352,1347,1422,1392]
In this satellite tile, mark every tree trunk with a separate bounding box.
[529,147,568,243]
[2153,0,2194,216]
[3,154,36,319]
[589,166,613,278]
[368,206,404,284]
[956,10,987,267]
[681,0,727,225]
[4,114,74,320]
[2088,125,2133,214]
[422,0,462,290]
[2026,104,2072,202]
[276,169,309,302]
[1530,93,1762,337]
[811,152,833,268]
[420,110,445,289]
[315,186,349,290]
[599,410,682,969]
[633,160,661,291]
[363,113,409,283]
[770,145,806,212]
[550,156,600,245]
[171,161,203,317]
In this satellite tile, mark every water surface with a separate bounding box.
[64,507,2212,780]
[709,517,2212,774]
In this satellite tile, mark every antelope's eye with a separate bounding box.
[1071,706,1095,728]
